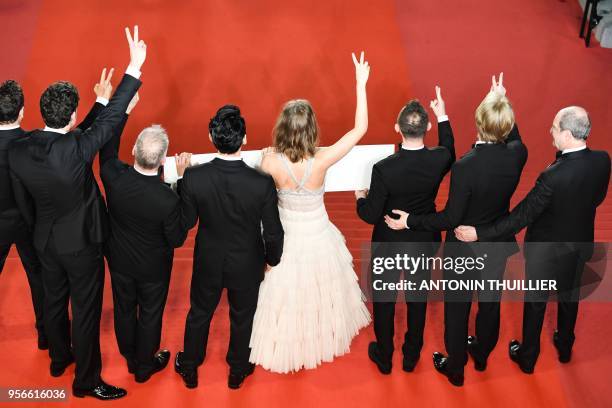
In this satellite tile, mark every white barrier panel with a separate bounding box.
[163,144,395,192]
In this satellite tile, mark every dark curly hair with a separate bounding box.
[208,104,246,154]
[397,99,429,138]
[40,81,79,129]
[0,80,24,124]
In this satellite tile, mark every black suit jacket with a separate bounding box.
[100,114,187,281]
[0,127,30,245]
[477,148,610,246]
[407,122,528,256]
[0,102,104,246]
[8,74,141,254]
[179,158,284,289]
[357,120,456,247]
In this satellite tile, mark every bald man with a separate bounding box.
[455,106,610,373]
[99,110,190,383]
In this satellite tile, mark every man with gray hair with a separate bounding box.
[99,95,192,383]
[455,106,610,373]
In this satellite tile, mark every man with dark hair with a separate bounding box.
[455,105,610,374]
[355,89,455,374]
[174,104,284,390]
[8,26,147,400]
[396,99,430,138]
[1,77,110,351]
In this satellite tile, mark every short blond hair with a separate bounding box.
[475,92,515,143]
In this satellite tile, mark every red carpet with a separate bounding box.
[1,0,611,407]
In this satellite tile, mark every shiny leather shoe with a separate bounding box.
[368,342,391,374]
[466,336,487,371]
[508,340,534,374]
[553,330,571,363]
[174,351,198,389]
[135,350,171,383]
[50,356,74,377]
[73,381,127,400]
[432,352,464,386]
[228,363,255,389]
[37,334,49,351]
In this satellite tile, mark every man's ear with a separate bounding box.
[243,134,247,146]
[208,133,212,143]
[18,107,24,124]
[427,121,432,131]
[132,145,136,157]
[394,123,401,134]
[160,156,166,166]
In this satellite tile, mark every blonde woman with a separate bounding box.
[249,52,372,373]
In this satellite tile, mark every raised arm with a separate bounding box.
[315,51,370,169]
[99,92,139,167]
[77,68,115,131]
[77,26,146,162]
[430,86,455,165]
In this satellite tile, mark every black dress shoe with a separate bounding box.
[508,340,534,374]
[37,334,49,351]
[73,381,127,400]
[402,354,419,372]
[175,351,198,389]
[466,336,486,371]
[135,350,171,383]
[228,363,255,389]
[552,330,572,363]
[50,356,75,377]
[432,352,464,387]
[367,342,391,374]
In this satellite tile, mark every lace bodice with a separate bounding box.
[276,153,325,212]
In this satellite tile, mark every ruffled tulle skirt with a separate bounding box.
[249,204,371,374]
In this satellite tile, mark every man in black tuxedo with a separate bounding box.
[455,106,610,373]
[100,102,189,382]
[355,89,455,374]
[0,77,112,352]
[386,74,528,386]
[8,26,147,400]
[174,105,284,390]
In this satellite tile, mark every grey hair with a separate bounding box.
[134,124,169,170]
[559,107,591,140]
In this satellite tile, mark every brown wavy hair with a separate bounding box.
[273,99,319,162]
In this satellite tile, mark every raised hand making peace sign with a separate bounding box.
[352,51,370,87]
[94,67,114,100]
[125,25,147,72]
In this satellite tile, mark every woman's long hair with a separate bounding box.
[273,99,319,163]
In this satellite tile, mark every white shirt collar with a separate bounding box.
[562,145,587,154]
[215,154,242,161]
[0,123,20,131]
[401,144,425,151]
[475,140,495,145]
[43,126,68,135]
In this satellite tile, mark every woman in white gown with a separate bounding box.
[249,52,372,373]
